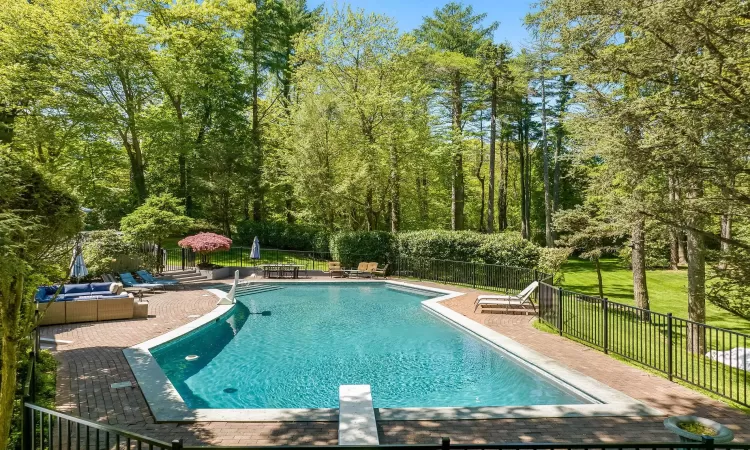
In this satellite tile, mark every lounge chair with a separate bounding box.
[372,264,389,278]
[328,261,345,278]
[474,281,539,313]
[350,262,371,278]
[137,270,180,287]
[119,273,164,292]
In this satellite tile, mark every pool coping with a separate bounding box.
[123,280,662,422]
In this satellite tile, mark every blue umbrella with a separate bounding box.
[70,247,88,282]
[250,236,261,260]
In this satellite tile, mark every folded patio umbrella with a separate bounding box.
[70,246,89,282]
[250,236,261,260]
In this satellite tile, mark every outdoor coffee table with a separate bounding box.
[123,287,148,300]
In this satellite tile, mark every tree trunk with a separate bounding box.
[390,142,400,233]
[416,169,428,225]
[541,73,553,247]
[499,135,508,230]
[250,29,263,222]
[487,77,497,233]
[719,175,734,269]
[451,73,464,231]
[553,130,561,214]
[594,257,604,298]
[669,228,680,270]
[518,120,529,240]
[365,189,376,231]
[631,215,650,312]
[0,277,24,450]
[686,184,706,354]
[668,176,681,269]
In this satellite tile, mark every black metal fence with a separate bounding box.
[153,247,551,297]
[538,282,750,407]
[394,256,551,295]
[20,403,750,450]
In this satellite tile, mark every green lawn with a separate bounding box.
[561,258,750,335]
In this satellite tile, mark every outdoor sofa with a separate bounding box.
[35,282,148,326]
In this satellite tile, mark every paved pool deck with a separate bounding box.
[40,276,750,446]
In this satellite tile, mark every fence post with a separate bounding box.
[557,287,564,336]
[441,437,450,450]
[602,298,609,354]
[21,399,32,450]
[702,436,714,450]
[172,439,184,450]
[472,262,477,288]
[667,313,674,381]
[181,248,185,271]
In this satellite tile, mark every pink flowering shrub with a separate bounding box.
[179,232,232,255]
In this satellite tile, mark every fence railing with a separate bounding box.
[538,282,750,407]
[153,247,551,297]
[20,403,750,450]
[394,256,551,295]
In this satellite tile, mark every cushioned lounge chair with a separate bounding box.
[372,264,389,278]
[350,262,371,278]
[119,273,164,291]
[137,270,180,286]
[474,281,539,313]
[328,261,345,278]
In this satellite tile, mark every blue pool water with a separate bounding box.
[151,282,587,409]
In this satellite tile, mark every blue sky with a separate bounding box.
[324,0,536,50]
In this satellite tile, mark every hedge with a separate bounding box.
[329,231,395,267]
[236,221,330,252]
[394,230,541,268]
[234,223,543,270]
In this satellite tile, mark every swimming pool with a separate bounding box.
[150,282,588,410]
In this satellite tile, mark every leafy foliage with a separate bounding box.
[82,230,142,276]
[236,221,330,251]
[328,231,395,267]
[0,153,81,449]
[395,230,541,268]
[120,194,192,247]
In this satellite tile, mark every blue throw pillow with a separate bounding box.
[89,282,112,292]
[63,284,91,294]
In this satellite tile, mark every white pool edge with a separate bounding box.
[123,280,663,422]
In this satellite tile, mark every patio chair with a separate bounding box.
[328,262,345,278]
[372,264,389,279]
[137,270,180,287]
[119,273,164,292]
[352,262,371,278]
[474,281,539,313]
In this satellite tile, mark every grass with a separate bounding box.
[535,257,750,410]
[561,258,750,335]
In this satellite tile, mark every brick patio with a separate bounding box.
[40,277,750,446]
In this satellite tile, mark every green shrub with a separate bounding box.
[82,230,155,275]
[10,351,57,449]
[236,221,330,251]
[329,231,395,267]
[538,247,573,283]
[395,230,541,268]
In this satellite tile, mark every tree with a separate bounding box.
[416,3,497,230]
[477,42,511,233]
[120,194,192,271]
[554,203,623,298]
[0,153,82,450]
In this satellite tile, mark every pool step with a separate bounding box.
[338,385,379,445]
[233,284,284,296]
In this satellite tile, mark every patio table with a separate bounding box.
[260,264,306,279]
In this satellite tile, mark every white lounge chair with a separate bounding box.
[474,281,539,313]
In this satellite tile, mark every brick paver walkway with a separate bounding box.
[41,277,750,446]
